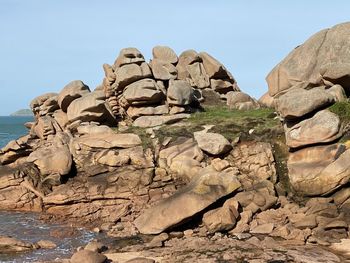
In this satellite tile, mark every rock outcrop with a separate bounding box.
[2,38,350,262]
[266,22,350,207]
[134,167,241,234]
[101,46,241,126]
[267,22,350,97]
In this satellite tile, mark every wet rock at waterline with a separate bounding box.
[0,235,35,253]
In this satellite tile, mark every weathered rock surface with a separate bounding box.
[0,235,35,253]
[134,167,241,234]
[123,79,164,105]
[27,133,72,184]
[167,79,194,106]
[127,105,169,119]
[267,22,350,96]
[150,59,177,80]
[30,93,59,117]
[133,114,190,128]
[258,92,275,108]
[199,52,231,79]
[57,80,90,112]
[33,115,62,140]
[114,47,145,67]
[194,131,232,155]
[70,249,107,263]
[70,131,146,176]
[285,110,343,148]
[226,91,260,110]
[0,135,32,165]
[275,87,334,119]
[176,49,201,80]
[152,45,178,64]
[67,90,115,124]
[288,144,350,196]
[202,198,239,233]
[228,142,277,182]
[101,46,240,123]
[115,62,152,89]
[327,84,347,102]
[330,239,350,257]
[159,138,204,180]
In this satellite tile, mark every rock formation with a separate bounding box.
[1,38,350,262]
[101,46,245,125]
[266,22,350,202]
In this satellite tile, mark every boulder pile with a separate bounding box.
[101,46,247,126]
[265,22,350,198]
[1,29,350,261]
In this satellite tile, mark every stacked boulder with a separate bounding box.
[0,80,119,203]
[266,23,350,199]
[101,46,243,126]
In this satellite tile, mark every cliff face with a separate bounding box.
[1,36,350,261]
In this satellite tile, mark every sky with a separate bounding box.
[0,0,350,115]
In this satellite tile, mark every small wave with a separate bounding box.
[0,133,9,136]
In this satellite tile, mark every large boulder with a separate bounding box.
[30,93,59,116]
[285,110,343,148]
[176,49,201,80]
[288,144,350,196]
[0,164,43,210]
[70,131,150,176]
[202,198,239,233]
[226,91,260,110]
[167,80,194,106]
[27,133,72,184]
[326,84,347,102]
[123,79,164,106]
[33,116,62,140]
[127,105,169,119]
[199,52,231,79]
[258,92,275,108]
[114,62,152,90]
[114,47,145,68]
[0,135,32,165]
[210,79,237,94]
[57,80,90,112]
[133,113,190,128]
[187,62,210,89]
[149,59,177,80]
[66,90,115,124]
[159,138,204,180]
[152,45,178,64]
[194,131,232,155]
[275,87,334,119]
[0,235,35,253]
[267,22,350,97]
[71,132,141,149]
[52,110,69,130]
[70,249,107,263]
[134,167,241,234]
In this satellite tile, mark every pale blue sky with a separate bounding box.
[0,0,349,115]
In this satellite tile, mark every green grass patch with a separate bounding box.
[329,101,350,123]
[120,106,282,147]
[187,106,280,141]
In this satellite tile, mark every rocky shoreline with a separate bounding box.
[1,22,350,262]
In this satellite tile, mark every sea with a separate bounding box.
[0,116,98,262]
[0,116,33,148]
